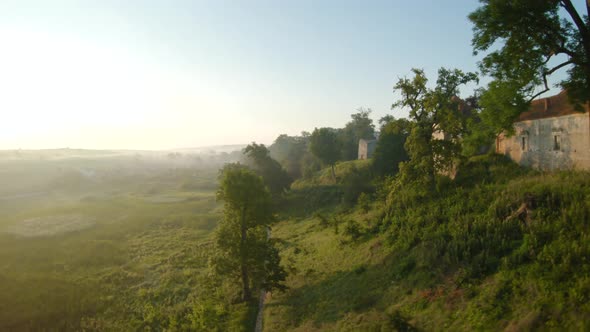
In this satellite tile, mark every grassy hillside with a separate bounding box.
[264,155,590,331]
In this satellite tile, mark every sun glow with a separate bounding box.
[0,27,247,149]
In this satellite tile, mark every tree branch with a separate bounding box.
[561,0,589,38]
[528,87,550,103]
[546,59,575,75]
[527,60,574,102]
[528,72,551,102]
[555,46,577,59]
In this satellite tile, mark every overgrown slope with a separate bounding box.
[265,155,590,331]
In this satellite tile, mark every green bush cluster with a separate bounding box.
[382,155,590,327]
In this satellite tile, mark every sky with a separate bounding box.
[0,0,573,150]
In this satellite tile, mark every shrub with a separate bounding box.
[343,220,362,242]
[357,192,371,213]
[341,166,373,206]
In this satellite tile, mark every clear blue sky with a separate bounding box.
[0,0,568,149]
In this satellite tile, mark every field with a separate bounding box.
[0,150,229,331]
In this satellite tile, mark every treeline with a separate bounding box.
[265,107,410,182]
[267,108,375,179]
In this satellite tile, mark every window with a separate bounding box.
[553,135,561,151]
[521,136,526,151]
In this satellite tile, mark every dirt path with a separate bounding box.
[254,289,267,332]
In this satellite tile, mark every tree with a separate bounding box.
[268,134,310,179]
[371,117,411,176]
[392,68,478,189]
[339,108,376,160]
[457,95,495,157]
[470,0,590,128]
[212,164,287,302]
[378,114,396,128]
[309,128,340,180]
[243,142,291,198]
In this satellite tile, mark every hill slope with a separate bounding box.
[264,156,590,331]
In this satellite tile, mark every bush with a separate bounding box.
[343,220,362,242]
[357,192,371,213]
[341,166,373,206]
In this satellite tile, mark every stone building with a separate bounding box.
[358,138,377,159]
[496,90,590,170]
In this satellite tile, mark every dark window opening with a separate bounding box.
[521,137,526,151]
[553,135,560,151]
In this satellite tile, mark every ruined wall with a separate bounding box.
[358,139,377,160]
[496,113,590,170]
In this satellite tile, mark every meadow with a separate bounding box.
[0,150,228,331]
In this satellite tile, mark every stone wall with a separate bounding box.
[358,139,377,160]
[496,112,590,170]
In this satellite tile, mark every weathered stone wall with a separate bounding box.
[358,139,377,160]
[497,113,590,170]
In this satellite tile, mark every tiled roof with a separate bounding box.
[518,90,589,121]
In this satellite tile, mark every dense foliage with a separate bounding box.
[392,68,478,189]
[243,143,292,198]
[309,128,341,180]
[338,108,376,161]
[268,133,313,179]
[470,0,590,133]
[212,164,287,302]
[371,117,410,176]
[265,155,590,331]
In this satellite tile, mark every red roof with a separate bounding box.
[518,90,589,121]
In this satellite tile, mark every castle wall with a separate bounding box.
[496,112,590,170]
[358,139,377,160]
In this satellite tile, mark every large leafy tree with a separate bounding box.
[309,127,341,180]
[268,133,310,179]
[392,68,478,188]
[243,142,291,198]
[470,0,590,129]
[212,164,287,302]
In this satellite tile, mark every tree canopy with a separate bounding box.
[309,128,341,180]
[243,142,291,198]
[268,134,311,179]
[371,117,411,177]
[392,68,478,188]
[470,0,590,122]
[339,108,376,161]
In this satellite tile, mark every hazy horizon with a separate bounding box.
[0,0,571,150]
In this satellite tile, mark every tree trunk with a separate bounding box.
[241,260,251,301]
[240,206,251,302]
[331,164,336,181]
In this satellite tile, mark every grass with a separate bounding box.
[0,156,257,331]
[0,192,218,330]
[5,214,96,237]
[263,155,590,331]
[292,159,371,189]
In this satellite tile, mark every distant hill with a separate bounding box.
[0,144,248,161]
[171,144,247,154]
